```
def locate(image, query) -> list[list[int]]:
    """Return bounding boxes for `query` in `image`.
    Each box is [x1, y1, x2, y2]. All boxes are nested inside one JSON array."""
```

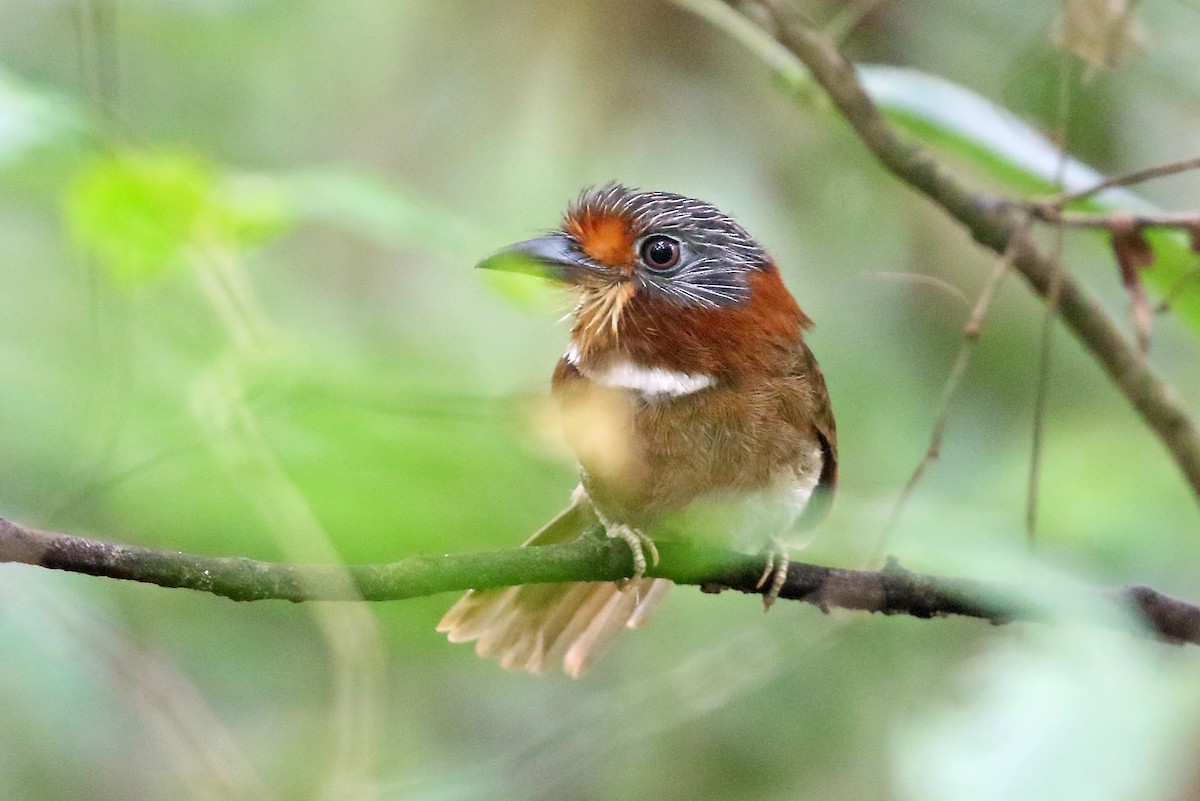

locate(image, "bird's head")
[[480, 183, 811, 381]]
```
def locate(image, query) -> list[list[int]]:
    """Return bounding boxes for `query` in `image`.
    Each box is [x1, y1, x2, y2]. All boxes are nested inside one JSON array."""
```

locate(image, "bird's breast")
[[551, 354, 826, 530]]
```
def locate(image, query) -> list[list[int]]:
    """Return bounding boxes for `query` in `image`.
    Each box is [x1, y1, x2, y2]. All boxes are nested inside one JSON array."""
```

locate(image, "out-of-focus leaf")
[[0, 67, 85, 165], [894, 601, 1198, 801], [881, 538, 1200, 801], [215, 172, 292, 248], [680, 0, 1200, 334], [280, 168, 562, 310], [1053, 0, 1147, 72], [480, 269, 564, 311], [852, 70, 1200, 333], [280, 168, 487, 260], [65, 151, 212, 284], [63, 150, 291, 286], [859, 68, 1108, 195]]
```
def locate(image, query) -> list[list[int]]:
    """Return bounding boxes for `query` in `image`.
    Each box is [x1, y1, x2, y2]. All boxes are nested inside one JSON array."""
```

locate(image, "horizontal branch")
[[3, 516, 1199, 646]]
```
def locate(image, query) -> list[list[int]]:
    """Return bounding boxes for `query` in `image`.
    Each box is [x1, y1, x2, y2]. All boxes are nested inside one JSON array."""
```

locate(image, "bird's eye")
[[639, 235, 681, 271]]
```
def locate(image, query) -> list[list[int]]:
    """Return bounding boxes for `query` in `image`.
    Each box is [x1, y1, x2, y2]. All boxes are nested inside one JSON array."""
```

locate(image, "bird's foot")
[[608, 524, 659, 589], [755, 542, 790, 611]]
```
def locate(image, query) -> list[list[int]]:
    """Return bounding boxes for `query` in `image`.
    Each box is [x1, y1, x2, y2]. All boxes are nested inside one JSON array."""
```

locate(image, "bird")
[[438, 183, 837, 677]]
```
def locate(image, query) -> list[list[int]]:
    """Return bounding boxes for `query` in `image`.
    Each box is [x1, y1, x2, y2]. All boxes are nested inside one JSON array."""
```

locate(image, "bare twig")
[[1048, 155, 1200, 207], [703, 0, 1200, 506], [1028, 61, 1074, 547], [1027, 242, 1062, 545], [871, 219, 1024, 565], [1031, 207, 1200, 232], [869, 271, 972, 309], [2, 516, 1199, 646]]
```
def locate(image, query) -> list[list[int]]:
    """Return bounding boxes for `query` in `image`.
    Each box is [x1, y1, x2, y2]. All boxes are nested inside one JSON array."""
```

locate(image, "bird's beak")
[[476, 235, 600, 284]]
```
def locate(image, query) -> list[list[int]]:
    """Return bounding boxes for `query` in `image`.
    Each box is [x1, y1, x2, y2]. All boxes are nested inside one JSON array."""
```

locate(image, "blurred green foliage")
[[1, 2, 1200, 801], [65, 149, 290, 284]]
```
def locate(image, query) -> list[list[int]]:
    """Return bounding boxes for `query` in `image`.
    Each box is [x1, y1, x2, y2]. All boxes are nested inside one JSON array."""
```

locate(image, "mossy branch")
[[3, 516, 1199, 646]]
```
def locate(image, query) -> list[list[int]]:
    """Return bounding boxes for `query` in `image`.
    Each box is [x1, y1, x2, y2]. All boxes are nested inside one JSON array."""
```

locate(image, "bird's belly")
[[575, 385, 822, 534]]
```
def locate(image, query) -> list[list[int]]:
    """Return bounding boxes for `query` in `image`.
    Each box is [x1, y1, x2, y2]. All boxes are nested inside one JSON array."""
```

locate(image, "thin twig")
[[868, 271, 972, 309], [871, 219, 1025, 566], [1027, 56, 1075, 546], [1027, 256, 1062, 545], [1031, 208, 1200, 231], [2, 516, 1199, 646], [1048, 155, 1200, 207]]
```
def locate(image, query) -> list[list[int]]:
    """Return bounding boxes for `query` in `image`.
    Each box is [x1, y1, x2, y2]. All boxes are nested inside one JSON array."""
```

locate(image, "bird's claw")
[[609, 525, 659, 589], [755, 543, 790, 611]]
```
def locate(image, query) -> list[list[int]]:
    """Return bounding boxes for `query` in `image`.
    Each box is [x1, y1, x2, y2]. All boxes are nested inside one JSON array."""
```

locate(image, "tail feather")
[[628, 577, 672, 629], [439, 587, 518, 643], [439, 578, 669, 677], [521, 583, 601, 665], [561, 581, 652, 677], [437, 488, 670, 676], [500, 583, 595, 673]]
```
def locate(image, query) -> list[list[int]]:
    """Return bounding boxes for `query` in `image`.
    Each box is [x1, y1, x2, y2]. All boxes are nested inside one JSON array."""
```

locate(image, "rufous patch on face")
[[565, 211, 636, 270]]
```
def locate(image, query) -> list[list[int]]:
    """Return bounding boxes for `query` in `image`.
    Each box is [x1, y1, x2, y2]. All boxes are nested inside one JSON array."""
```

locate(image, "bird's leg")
[[755, 540, 790, 611], [608, 524, 659, 588]]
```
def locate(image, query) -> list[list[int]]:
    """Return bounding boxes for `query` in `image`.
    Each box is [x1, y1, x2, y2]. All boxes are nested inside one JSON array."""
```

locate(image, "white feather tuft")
[[593, 360, 716, 399]]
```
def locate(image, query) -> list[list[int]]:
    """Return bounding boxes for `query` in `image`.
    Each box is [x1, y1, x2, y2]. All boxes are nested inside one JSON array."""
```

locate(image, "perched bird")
[[438, 184, 836, 676]]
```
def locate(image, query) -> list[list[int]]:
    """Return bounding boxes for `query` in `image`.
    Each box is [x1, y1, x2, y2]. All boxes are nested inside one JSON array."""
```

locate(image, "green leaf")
[[63, 150, 291, 286], [279, 168, 563, 310], [479, 268, 564, 311], [280, 168, 487, 260], [863, 68, 1200, 331], [65, 150, 212, 284], [213, 172, 293, 248]]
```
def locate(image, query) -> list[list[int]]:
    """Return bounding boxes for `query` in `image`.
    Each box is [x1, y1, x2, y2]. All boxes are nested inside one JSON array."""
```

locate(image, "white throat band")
[[564, 344, 716, 399]]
